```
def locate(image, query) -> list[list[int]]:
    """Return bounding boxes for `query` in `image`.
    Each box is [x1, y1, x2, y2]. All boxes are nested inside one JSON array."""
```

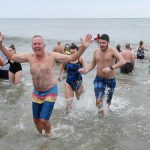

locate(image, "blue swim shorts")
[[32, 85, 58, 120], [94, 76, 116, 104]]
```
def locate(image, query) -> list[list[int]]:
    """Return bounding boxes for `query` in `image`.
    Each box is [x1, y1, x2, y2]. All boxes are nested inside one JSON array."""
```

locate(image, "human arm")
[[53, 34, 92, 63], [0, 32, 28, 63], [111, 49, 126, 69], [58, 63, 65, 81], [103, 49, 126, 74], [78, 53, 96, 74]]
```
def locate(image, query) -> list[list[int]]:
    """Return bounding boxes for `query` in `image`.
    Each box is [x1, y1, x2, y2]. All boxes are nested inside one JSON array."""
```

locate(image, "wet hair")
[[139, 41, 143, 46], [9, 44, 16, 51], [116, 44, 121, 52], [125, 43, 131, 49], [70, 43, 78, 51], [116, 44, 121, 49], [64, 44, 70, 51], [100, 34, 110, 42]]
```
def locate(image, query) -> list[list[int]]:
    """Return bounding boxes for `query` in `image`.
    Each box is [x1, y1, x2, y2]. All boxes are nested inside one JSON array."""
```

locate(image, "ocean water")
[[0, 18, 150, 150]]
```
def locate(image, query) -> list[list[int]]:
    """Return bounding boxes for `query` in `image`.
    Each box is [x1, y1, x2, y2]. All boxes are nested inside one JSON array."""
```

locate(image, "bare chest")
[[95, 51, 114, 64], [29, 58, 54, 75]]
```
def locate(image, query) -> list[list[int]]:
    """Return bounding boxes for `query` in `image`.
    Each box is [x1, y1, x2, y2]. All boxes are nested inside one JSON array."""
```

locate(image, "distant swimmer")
[[120, 44, 135, 74], [116, 44, 121, 53], [0, 32, 92, 136], [64, 44, 71, 55], [115, 44, 122, 63], [79, 34, 125, 117], [7, 44, 23, 84], [58, 43, 86, 113], [137, 41, 149, 60], [52, 41, 64, 54]]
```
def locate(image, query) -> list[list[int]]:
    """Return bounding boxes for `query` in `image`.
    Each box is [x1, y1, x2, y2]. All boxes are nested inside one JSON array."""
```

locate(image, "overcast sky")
[[0, 0, 150, 18]]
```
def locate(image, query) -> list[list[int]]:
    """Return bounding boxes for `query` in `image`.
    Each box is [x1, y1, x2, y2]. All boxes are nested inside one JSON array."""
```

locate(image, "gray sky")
[[0, 0, 150, 18]]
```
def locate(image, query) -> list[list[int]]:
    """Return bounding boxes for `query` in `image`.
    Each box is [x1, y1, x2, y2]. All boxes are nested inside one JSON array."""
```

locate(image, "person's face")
[[70, 48, 77, 54], [32, 37, 45, 56], [8, 48, 15, 54], [98, 39, 109, 51]]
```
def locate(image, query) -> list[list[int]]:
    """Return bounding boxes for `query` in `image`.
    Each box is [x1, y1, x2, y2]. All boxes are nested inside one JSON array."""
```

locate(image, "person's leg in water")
[[65, 83, 74, 113], [14, 70, 23, 84], [94, 76, 106, 117], [8, 71, 15, 84], [75, 82, 84, 100], [96, 98, 104, 117], [40, 101, 55, 135], [32, 86, 57, 136], [106, 78, 116, 107], [32, 101, 55, 136]]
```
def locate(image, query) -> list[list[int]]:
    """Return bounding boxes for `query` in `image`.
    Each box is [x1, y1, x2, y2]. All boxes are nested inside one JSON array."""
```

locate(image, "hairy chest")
[[29, 58, 54, 76]]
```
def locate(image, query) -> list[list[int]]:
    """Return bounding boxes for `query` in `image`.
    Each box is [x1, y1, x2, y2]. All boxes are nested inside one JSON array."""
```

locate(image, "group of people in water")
[[0, 32, 149, 137]]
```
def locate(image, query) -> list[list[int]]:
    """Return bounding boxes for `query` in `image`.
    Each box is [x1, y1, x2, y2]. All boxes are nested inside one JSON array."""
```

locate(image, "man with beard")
[[79, 34, 125, 117]]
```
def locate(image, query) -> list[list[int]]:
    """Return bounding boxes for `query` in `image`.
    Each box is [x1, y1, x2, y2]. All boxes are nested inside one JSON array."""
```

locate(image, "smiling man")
[[79, 34, 125, 117], [0, 32, 92, 136]]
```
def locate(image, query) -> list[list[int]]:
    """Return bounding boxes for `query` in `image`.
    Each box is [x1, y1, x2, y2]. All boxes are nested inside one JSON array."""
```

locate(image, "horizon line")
[[0, 17, 150, 19]]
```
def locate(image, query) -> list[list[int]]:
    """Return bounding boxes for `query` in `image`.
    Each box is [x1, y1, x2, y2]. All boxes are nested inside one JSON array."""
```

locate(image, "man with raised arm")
[[0, 32, 92, 136], [79, 34, 125, 117]]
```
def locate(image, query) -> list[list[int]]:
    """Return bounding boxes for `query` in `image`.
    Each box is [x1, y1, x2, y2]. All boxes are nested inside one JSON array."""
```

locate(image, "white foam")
[[109, 96, 130, 111], [143, 80, 150, 84], [14, 122, 25, 130], [126, 105, 145, 116], [52, 124, 75, 138], [24, 81, 32, 87]]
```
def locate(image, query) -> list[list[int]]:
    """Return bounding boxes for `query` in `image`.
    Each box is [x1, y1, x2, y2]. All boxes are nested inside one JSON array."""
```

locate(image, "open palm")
[[81, 34, 92, 48]]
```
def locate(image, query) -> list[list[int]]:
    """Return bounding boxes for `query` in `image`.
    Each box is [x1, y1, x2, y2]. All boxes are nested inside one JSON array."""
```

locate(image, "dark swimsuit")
[[120, 62, 133, 73], [137, 48, 145, 59], [66, 62, 82, 91], [8, 60, 22, 74]]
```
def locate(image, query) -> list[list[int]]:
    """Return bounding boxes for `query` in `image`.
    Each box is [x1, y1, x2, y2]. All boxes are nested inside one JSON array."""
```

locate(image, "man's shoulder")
[[26, 52, 35, 59], [109, 47, 115, 51], [47, 51, 56, 57], [94, 48, 99, 53]]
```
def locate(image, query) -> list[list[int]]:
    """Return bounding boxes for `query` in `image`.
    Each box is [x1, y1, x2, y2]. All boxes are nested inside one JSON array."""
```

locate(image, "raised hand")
[[81, 34, 92, 48]]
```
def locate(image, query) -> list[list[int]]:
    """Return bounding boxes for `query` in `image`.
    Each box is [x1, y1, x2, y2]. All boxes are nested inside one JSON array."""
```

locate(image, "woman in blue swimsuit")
[[58, 43, 86, 113]]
